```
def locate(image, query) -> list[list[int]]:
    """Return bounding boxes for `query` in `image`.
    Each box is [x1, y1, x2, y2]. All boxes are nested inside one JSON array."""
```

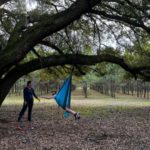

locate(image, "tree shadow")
[[0, 118, 9, 123]]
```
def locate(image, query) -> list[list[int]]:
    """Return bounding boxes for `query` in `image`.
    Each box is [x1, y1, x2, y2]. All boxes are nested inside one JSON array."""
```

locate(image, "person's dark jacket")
[[23, 87, 38, 102]]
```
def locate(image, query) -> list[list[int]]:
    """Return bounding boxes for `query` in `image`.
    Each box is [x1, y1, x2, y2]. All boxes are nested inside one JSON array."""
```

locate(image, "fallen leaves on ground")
[[1, 104, 150, 150]]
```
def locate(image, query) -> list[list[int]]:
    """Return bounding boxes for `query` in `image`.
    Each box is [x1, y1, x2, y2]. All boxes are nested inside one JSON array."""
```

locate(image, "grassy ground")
[[1, 90, 150, 150], [4, 89, 150, 107]]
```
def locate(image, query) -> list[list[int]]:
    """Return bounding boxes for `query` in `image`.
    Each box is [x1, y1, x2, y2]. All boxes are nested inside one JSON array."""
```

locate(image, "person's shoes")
[[28, 122, 34, 130], [16, 124, 23, 130], [74, 112, 80, 120], [29, 126, 34, 130]]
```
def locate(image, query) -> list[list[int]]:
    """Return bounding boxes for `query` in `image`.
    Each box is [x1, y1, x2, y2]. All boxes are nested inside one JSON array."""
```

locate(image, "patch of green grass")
[[2, 95, 23, 106], [74, 105, 150, 118], [2, 90, 150, 118]]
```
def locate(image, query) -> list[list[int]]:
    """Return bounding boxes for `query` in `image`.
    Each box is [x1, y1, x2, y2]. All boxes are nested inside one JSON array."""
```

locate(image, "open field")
[[1, 90, 150, 150], [4, 89, 150, 107]]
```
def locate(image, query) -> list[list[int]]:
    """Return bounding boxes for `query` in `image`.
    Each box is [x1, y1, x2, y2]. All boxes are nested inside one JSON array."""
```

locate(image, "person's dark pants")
[[18, 100, 33, 122]]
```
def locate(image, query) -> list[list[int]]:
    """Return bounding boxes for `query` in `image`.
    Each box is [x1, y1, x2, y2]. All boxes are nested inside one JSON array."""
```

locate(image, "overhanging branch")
[[4, 54, 149, 82]]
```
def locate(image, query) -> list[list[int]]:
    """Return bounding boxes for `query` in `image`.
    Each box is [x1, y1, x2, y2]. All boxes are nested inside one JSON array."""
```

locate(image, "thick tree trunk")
[[0, 77, 18, 106]]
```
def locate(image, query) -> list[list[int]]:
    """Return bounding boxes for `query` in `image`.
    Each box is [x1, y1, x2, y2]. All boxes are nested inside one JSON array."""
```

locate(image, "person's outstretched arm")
[[40, 95, 55, 99]]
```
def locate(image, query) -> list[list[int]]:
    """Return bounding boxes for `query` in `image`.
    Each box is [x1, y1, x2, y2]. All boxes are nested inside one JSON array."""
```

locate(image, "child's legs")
[[66, 107, 76, 115]]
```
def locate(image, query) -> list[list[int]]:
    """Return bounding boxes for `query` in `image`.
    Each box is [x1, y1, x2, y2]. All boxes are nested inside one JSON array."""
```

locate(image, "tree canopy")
[[0, 0, 150, 105]]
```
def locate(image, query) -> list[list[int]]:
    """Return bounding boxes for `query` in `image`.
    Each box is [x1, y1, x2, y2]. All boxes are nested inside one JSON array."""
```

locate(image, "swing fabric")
[[54, 75, 72, 110]]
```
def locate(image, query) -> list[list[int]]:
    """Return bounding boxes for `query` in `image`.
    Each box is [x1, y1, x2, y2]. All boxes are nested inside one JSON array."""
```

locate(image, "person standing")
[[17, 81, 40, 129]]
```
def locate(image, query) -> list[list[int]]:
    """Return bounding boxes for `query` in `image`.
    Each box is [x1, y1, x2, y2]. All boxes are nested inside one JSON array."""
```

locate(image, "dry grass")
[[1, 90, 150, 150]]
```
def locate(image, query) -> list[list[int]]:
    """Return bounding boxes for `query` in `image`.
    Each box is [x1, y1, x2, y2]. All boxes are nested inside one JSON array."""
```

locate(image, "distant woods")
[[9, 78, 76, 96], [91, 80, 150, 99], [9, 78, 150, 99], [9, 78, 59, 96]]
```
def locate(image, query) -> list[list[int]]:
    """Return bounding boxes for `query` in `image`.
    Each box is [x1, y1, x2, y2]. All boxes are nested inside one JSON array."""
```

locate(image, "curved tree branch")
[[9, 54, 150, 80], [2, 54, 139, 81]]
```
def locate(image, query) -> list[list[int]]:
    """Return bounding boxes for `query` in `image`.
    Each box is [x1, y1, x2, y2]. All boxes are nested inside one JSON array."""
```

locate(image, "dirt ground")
[[1, 103, 150, 150]]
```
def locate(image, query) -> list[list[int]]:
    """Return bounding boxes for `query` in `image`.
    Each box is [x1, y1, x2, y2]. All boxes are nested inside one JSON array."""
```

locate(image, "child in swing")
[[40, 91, 80, 120]]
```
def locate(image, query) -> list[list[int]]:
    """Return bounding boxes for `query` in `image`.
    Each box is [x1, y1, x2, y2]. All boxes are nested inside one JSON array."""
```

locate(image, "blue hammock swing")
[[54, 75, 72, 118]]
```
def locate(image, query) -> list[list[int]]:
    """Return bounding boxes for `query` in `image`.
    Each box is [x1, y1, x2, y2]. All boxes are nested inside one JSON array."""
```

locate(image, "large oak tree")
[[0, 0, 150, 106]]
